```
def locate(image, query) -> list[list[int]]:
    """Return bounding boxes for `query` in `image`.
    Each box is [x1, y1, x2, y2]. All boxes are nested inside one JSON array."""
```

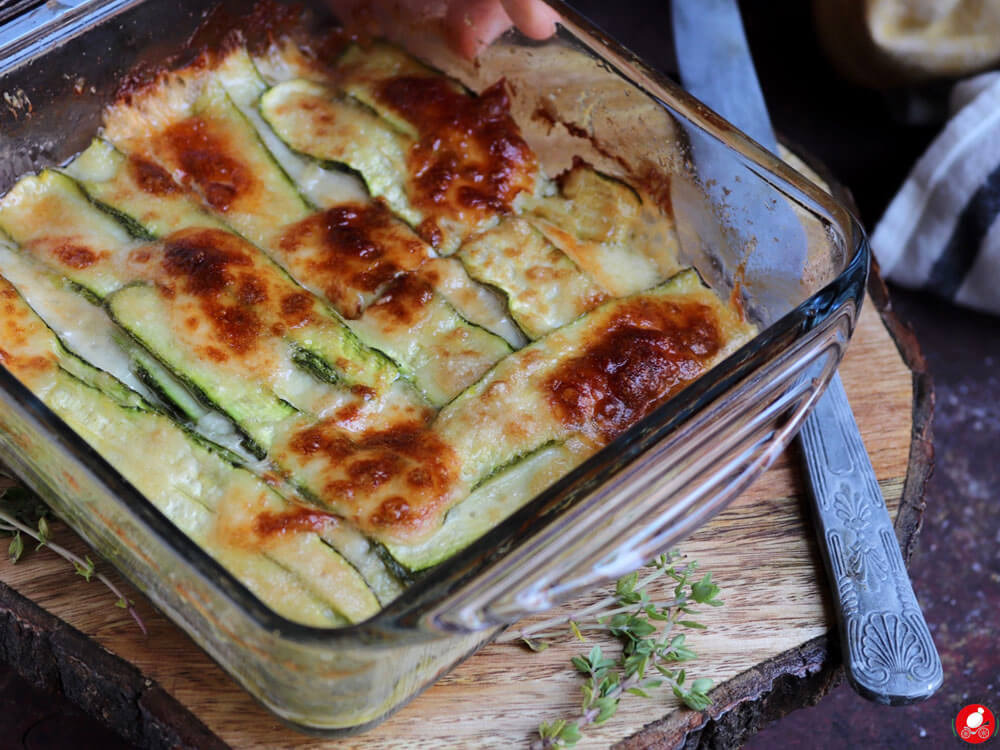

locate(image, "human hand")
[[328, 0, 560, 59]]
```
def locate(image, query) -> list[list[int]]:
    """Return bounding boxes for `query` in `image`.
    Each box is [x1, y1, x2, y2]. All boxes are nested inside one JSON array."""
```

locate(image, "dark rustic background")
[[1, 1, 998, 747]]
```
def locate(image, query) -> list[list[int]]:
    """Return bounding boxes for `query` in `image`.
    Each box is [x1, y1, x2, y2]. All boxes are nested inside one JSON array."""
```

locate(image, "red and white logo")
[[956, 704, 995, 743]]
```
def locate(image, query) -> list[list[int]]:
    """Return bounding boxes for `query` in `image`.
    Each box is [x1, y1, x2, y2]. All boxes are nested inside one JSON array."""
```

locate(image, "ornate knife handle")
[[798, 372, 943, 704]]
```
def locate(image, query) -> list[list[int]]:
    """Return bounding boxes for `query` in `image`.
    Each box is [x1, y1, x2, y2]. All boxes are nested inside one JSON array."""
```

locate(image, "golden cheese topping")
[[543, 297, 722, 442], [131, 228, 312, 366], [277, 202, 431, 319], [0, 37, 755, 578], [273, 414, 461, 542], [375, 77, 538, 246], [0, 280, 60, 389]]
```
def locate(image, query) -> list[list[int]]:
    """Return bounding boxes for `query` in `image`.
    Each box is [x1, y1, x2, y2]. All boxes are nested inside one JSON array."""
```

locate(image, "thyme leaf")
[[0, 485, 147, 635], [500, 550, 720, 748]]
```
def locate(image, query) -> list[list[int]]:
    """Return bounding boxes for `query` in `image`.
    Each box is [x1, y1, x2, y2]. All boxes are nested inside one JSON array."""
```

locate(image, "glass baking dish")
[[0, 0, 868, 735]]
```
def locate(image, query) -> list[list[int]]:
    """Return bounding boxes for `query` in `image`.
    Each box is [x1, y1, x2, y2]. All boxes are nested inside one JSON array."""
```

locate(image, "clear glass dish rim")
[[0, 0, 870, 646]]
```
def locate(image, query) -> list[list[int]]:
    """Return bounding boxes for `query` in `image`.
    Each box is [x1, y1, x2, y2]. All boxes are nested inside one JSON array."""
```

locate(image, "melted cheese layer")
[[0, 36, 755, 613]]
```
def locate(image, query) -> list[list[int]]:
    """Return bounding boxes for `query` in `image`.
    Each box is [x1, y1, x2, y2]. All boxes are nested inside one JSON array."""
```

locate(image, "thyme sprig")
[[499, 550, 721, 749], [0, 485, 147, 635]]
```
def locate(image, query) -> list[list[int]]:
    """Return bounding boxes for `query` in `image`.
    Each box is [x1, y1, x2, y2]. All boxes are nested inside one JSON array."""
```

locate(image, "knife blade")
[[670, 0, 942, 704]]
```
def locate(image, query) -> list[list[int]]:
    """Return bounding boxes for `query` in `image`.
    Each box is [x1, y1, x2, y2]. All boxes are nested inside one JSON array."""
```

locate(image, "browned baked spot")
[[371, 495, 433, 530], [161, 116, 251, 212], [253, 506, 339, 537], [54, 243, 98, 270], [162, 228, 252, 295], [376, 77, 536, 231], [129, 155, 181, 195], [278, 291, 314, 328], [362, 272, 434, 327], [0, 348, 50, 377], [202, 301, 262, 356], [129, 247, 154, 265], [204, 345, 228, 362], [287, 419, 458, 537], [0, 289, 57, 379], [277, 203, 426, 318], [161, 228, 264, 356], [545, 299, 722, 442], [416, 218, 442, 248]]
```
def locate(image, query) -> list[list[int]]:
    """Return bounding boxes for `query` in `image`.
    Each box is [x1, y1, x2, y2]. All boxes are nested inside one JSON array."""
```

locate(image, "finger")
[[327, 0, 442, 38], [500, 0, 559, 40], [446, 0, 514, 59]]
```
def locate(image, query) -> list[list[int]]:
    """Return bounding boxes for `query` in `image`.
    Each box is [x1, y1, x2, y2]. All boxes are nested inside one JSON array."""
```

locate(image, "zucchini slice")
[[0, 170, 137, 299], [459, 218, 608, 339], [259, 78, 418, 226], [217, 48, 371, 210], [385, 440, 586, 572], [157, 80, 314, 248], [436, 269, 756, 489], [526, 164, 678, 296], [105, 282, 297, 455], [269, 407, 465, 546], [417, 257, 527, 349], [63, 138, 228, 239], [273, 201, 432, 320], [103, 72, 317, 249], [348, 272, 512, 406], [335, 42, 458, 138]]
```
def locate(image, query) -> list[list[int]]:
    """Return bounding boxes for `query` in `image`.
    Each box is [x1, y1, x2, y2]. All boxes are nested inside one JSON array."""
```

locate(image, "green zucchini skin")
[[113, 328, 208, 423]]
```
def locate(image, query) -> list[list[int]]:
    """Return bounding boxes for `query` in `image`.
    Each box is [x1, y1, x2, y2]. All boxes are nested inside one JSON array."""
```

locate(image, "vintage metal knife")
[[670, 0, 942, 704]]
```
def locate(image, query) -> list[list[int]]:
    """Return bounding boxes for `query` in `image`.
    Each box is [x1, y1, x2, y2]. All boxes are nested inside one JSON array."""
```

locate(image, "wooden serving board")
[[0, 271, 930, 749]]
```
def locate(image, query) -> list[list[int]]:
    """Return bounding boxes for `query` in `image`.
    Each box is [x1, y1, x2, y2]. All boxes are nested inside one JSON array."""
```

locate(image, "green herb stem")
[[0, 507, 147, 635], [514, 551, 722, 748]]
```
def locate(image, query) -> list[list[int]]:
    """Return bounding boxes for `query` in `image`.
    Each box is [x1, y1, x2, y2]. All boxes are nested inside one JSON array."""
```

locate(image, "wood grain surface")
[[0, 288, 920, 749]]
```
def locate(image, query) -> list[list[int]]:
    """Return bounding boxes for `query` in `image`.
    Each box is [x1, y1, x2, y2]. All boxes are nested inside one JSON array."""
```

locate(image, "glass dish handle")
[[426, 310, 854, 632]]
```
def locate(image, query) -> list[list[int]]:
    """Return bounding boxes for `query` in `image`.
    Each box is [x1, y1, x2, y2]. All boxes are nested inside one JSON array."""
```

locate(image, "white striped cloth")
[[871, 72, 1000, 315]]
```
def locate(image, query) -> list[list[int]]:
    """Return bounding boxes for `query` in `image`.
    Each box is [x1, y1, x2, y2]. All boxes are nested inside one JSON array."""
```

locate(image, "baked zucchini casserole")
[[0, 35, 754, 627]]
